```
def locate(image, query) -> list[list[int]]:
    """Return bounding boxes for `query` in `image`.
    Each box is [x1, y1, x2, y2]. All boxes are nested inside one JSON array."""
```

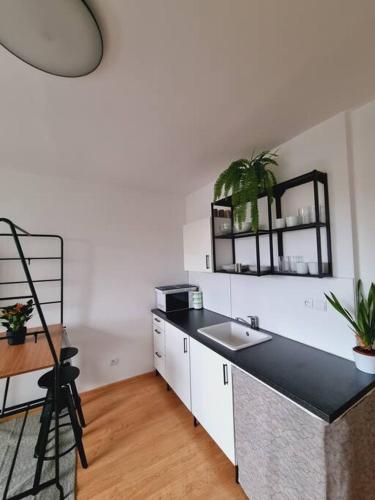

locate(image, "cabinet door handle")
[[155, 352, 162, 358], [154, 317, 161, 323], [154, 328, 162, 335], [183, 337, 188, 353], [223, 364, 229, 385], [205, 254, 210, 269]]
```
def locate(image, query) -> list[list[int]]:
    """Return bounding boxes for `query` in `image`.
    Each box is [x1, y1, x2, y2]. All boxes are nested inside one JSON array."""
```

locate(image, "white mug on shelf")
[[308, 262, 319, 275], [275, 217, 285, 229], [296, 261, 308, 275], [290, 256, 303, 273], [286, 215, 300, 227]]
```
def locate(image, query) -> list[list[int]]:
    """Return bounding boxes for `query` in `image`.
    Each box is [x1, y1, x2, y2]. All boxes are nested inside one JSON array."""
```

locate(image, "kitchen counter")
[[152, 308, 375, 422]]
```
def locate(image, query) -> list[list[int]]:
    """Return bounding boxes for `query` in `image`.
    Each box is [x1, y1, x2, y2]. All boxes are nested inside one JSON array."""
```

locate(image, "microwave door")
[[166, 292, 189, 312]]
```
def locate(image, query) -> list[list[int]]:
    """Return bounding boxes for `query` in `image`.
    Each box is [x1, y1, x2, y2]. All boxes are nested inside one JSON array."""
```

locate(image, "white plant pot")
[[353, 348, 375, 374]]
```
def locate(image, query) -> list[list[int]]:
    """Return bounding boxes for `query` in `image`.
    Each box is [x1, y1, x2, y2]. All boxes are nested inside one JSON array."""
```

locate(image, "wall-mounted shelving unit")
[[211, 170, 332, 278]]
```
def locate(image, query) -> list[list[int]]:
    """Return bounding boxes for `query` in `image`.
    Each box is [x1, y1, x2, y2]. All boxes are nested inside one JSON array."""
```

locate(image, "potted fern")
[[0, 300, 34, 345], [214, 150, 278, 232], [325, 280, 375, 374]]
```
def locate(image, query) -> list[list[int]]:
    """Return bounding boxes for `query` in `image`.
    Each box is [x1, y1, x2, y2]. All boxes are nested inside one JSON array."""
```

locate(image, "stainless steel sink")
[[197, 321, 272, 351]]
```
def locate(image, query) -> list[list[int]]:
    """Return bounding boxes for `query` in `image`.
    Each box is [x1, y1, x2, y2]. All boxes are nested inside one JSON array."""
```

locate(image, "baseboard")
[[80, 371, 154, 398]]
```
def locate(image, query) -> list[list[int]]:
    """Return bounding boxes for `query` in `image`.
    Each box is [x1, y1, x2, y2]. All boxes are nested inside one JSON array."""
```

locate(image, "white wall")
[[0, 170, 186, 404], [187, 112, 365, 360], [350, 101, 375, 291]]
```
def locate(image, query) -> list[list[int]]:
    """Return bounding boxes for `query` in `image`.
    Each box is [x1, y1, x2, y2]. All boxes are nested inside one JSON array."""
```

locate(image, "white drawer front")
[[153, 326, 165, 354], [154, 349, 165, 377], [153, 314, 165, 331]]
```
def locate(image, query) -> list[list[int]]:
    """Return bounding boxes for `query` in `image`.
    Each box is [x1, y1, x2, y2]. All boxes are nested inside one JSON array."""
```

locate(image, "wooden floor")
[[77, 372, 247, 499]]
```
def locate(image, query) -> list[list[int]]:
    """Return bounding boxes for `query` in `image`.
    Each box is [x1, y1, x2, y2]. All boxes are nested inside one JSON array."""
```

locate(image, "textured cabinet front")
[[232, 366, 375, 500]]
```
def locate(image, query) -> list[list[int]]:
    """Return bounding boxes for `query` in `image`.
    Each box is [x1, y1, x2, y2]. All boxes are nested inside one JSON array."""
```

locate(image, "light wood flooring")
[[77, 372, 247, 499]]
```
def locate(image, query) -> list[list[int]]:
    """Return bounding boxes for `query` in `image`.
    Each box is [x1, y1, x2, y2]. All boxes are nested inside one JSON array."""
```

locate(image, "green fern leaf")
[[213, 150, 279, 232]]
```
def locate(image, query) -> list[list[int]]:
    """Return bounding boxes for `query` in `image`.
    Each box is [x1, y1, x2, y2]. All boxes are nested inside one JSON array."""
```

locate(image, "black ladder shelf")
[[0, 218, 65, 500]]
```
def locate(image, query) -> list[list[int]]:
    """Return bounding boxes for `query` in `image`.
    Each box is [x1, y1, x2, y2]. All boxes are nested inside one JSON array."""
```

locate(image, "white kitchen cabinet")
[[183, 218, 212, 272], [165, 322, 191, 410], [190, 337, 235, 463]]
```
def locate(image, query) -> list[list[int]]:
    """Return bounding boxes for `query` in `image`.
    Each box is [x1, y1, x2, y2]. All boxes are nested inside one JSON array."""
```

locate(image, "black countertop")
[[152, 308, 375, 422]]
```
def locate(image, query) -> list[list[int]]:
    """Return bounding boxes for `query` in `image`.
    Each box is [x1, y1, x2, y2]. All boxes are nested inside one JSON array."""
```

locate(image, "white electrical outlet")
[[110, 358, 119, 366], [315, 299, 327, 312], [304, 298, 313, 309]]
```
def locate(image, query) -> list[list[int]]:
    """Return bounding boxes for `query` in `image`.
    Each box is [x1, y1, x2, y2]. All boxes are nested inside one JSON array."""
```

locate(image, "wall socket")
[[315, 299, 327, 312], [304, 298, 327, 312], [110, 358, 119, 366], [304, 298, 314, 309]]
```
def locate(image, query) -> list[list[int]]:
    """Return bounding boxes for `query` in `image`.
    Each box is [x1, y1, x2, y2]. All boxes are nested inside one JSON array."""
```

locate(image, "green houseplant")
[[213, 150, 278, 232], [325, 280, 375, 374], [0, 300, 34, 345]]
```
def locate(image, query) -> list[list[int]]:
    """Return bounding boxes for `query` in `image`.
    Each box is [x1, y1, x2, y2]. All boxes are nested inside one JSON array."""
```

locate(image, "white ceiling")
[[1, 0, 375, 194]]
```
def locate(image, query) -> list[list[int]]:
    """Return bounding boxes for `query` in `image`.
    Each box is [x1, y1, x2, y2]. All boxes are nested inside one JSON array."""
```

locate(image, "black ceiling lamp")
[[0, 0, 103, 77]]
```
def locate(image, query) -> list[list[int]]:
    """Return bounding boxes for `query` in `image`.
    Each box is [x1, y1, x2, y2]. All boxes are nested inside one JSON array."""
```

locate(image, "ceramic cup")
[[296, 262, 308, 275], [286, 215, 300, 227], [275, 218, 285, 229], [290, 256, 303, 273], [307, 262, 319, 275], [192, 291, 203, 309]]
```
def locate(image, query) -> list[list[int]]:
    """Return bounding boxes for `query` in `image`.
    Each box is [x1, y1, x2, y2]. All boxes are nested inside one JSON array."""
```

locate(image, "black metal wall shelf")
[[272, 222, 326, 233], [216, 270, 271, 277], [215, 222, 327, 240], [273, 271, 315, 278], [214, 229, 269, 239], [211, 170, 332, 278]]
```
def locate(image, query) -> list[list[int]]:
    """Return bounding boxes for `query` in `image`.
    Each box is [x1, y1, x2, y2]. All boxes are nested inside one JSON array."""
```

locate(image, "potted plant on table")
[[213, 150, 279, 232], [325, 280, 375, 374], [0, 300, 34, 345]]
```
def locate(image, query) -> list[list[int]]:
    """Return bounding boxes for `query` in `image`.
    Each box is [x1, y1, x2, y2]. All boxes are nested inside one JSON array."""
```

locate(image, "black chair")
[[60, 346, 79, 364], [33, 365, 88, 491], [59, 346, 86, 428]]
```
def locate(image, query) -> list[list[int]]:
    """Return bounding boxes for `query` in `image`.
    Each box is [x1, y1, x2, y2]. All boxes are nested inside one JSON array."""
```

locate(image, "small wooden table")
[[0, 324, 63, 380]]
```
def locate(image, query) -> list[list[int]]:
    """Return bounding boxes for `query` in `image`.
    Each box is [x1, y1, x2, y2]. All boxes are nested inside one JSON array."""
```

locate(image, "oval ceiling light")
[[0, 0, 103, 77]]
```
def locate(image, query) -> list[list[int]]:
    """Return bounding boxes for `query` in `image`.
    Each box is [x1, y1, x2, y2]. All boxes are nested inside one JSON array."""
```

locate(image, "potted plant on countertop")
[[0, 300, 34, 345], [213, 150, 279, 232], [325, 280, 375, 374]]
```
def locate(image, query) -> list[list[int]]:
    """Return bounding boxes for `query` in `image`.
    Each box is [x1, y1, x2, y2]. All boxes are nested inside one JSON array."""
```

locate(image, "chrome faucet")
[[235, 315, 259, 330]]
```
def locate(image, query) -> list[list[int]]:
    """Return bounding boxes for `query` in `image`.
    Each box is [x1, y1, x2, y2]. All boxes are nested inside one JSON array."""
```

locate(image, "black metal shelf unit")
[[0, 218, 65, 500], [211, 170, 332, 278]]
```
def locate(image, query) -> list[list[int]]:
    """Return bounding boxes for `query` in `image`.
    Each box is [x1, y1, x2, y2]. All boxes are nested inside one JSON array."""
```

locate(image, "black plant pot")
[[7, 326, 27, 345]]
